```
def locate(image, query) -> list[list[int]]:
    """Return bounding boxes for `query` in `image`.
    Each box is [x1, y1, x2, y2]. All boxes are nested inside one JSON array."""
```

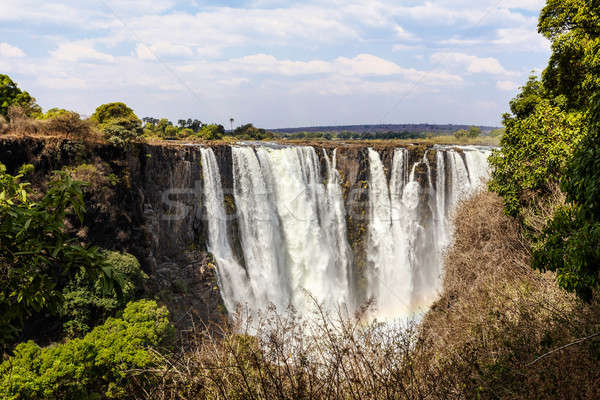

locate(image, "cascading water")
[[201, 144, 492, 321], [230, 146, 352, 315], [199, 148, 251, 312]]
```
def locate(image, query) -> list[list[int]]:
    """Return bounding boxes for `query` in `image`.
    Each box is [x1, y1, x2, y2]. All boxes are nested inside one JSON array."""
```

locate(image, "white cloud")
[[217, 78, 250, 87], [51, 42, 115, 63], [439, 37, 483, 46], [431, 52, 511, 75], [0, 42, 25, 57], [231, 54, 333, 76], [496, 80, 518, 91], [135, 42, 194, 60], [225, 53, 462, 85], [335, 54, 404, 76], [494, 28, 551, 52]]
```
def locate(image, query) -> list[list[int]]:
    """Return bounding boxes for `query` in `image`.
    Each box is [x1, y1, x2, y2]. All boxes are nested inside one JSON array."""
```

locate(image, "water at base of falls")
[[200, 144, 491, 321]]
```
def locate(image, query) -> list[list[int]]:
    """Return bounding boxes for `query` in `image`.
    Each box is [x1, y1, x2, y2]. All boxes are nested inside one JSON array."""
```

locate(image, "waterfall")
[[199, 148, 251, 312], [229, 146, 352, 315], [201, 144, 491, 321], [365, 146, 492, 319]]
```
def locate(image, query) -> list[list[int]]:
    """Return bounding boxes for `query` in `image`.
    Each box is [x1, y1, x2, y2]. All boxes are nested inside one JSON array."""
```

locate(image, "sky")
[[0, 0, 551, 128]]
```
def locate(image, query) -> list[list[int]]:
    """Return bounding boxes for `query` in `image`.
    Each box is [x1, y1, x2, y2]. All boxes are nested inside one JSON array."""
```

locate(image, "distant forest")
[[272, 123, 499, 135]]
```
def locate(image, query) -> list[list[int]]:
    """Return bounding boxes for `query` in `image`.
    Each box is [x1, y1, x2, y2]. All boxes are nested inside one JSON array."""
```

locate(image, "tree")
[[61, 251, 147, 337], [0, 164, 117, 345], [91, 103, 142, 145], [90, 102, 138, 125], [532, 96, 600, 301], [509, 75, 544, 119], [0, 300, 173, 399], [467, 126, 482, 138], [454, 129, 468, 139], [200, 124, 224, 140], [538, 0, 600, 111], [230, 118, 234, 131], [489, 0, 600, 300], [0, 74, 41, 119]]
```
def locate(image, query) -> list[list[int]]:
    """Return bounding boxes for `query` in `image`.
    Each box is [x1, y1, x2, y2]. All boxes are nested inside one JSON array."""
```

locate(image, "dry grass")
[[2, 106, 102, 142], [421, 190, 600, 399]]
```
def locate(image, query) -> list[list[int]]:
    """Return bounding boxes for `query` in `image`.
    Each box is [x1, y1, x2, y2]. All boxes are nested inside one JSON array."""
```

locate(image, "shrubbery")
[[91, 103, 143, 146], [61, 251, 148, 337], [0, 163, 115, 346], [0, 300, 174, 400]]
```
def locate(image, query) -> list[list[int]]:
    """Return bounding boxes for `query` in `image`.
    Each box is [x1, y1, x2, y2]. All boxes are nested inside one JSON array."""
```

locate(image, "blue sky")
[[0, 0, 551, 128]]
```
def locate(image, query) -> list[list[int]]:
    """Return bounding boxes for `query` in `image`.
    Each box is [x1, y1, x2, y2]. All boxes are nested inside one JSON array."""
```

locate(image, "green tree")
[[538, 0, 600, 111], [490, 0, 600, 300], [467, 126, 482, 138], [0, 74, 41, 119], [61, 251, 148, 337], [201, 124, 225, 140], [532, 97, 600, 301], [91, 103, 142, 145], [0, 300, 174, 400], [0, 164, 116, 345], [90, 102, 138, 125]]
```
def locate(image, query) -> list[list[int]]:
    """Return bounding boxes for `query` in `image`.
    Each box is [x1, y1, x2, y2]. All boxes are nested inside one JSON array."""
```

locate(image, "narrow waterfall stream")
[[201, 144, 491, 320]]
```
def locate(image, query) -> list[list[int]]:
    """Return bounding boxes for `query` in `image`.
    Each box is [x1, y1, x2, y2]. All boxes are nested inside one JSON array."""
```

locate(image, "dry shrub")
[[0, 115, 8, 134], [421, 190, 600, 399], [5, 105, 101, 142], [44, 111, 100, 141], [7, 105, 41, 135], [137, 302, 457, 400]]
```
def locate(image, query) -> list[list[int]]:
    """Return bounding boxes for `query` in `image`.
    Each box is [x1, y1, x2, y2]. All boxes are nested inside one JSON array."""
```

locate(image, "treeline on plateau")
[[0, 0, 599, 398], [0, 76, 274, 143]]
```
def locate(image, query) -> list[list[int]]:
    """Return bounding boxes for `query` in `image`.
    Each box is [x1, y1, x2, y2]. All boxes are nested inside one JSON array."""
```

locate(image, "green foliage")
[[0, 164, 114, 345], [0, 300, 174, 400], [164, 124, 178, 139], [538, 0, 600, 111], [91, 103, 142, 146], [509, 75, 544, 119], [489, 99, 583, 218], [467, 126, 481, 138], [61, 251, 148, 337], [490, 0, 600, 300], [0, 74, 41, 119], [532, 97, 600, 301], [233, 123, 270, 140], [39, 108, 72, 120], [200, 124, 225, 140], [90, 103, 138, 125]]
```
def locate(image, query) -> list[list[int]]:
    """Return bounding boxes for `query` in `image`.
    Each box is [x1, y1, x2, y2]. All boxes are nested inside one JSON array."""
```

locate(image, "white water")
[[230, 146, 352, 315], [199, 148, 251, 312], [202, 144, 491, 321]]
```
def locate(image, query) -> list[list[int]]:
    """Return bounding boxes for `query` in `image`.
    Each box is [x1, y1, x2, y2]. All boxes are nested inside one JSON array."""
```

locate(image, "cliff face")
[[0, 137, 432, 326]]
